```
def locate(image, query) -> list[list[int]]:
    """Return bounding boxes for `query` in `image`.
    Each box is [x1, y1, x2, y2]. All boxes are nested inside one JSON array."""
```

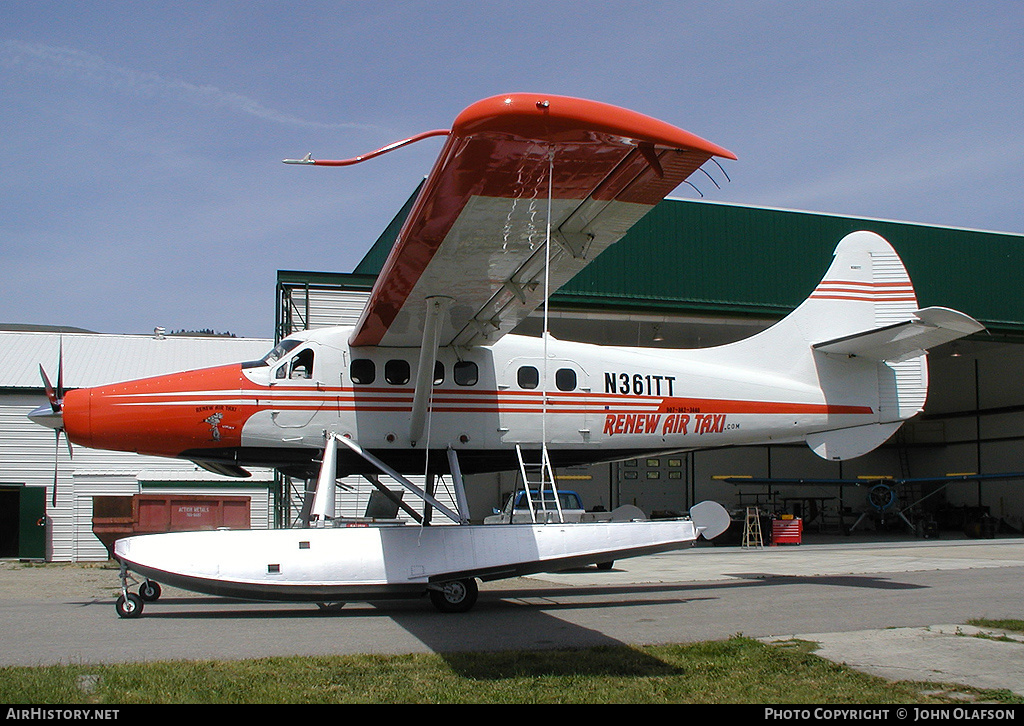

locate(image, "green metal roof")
[[339, 189, 1024, 336]]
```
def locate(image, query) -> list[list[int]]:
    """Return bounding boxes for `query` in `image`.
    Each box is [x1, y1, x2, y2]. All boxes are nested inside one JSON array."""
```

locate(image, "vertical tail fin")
[[711, 230, 983, 460], [716, 230, 921, 376], [797, 230, 920, 343]]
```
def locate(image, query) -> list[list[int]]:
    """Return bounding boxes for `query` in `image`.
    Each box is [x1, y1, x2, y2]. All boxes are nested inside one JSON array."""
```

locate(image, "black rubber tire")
[[116, 593, 144, 619], [138, 580, 162, 602], [428, 578, 479, 613]]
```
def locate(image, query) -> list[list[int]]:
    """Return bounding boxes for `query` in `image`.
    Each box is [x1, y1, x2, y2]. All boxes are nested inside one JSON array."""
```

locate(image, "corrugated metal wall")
[[342, 190, 1024, 334], [1, 332, 277, 562], [274, 195, 1024, 528], [559, 200, 1024, 333]]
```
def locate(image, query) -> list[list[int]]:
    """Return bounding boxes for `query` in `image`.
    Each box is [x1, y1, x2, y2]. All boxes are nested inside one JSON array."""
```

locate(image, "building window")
[[350, 359, 375, 385], [385, 359, 410, 385], [518, 365, 539, 389], [454, 361, 478, 386]]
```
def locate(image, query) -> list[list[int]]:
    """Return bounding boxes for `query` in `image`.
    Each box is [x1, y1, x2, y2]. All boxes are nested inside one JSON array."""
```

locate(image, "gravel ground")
[[0, 560, 160, 601]]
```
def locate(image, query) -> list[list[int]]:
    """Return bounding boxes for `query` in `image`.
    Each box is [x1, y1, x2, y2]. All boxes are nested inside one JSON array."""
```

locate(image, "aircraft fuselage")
[[60, 325, 882, 479]]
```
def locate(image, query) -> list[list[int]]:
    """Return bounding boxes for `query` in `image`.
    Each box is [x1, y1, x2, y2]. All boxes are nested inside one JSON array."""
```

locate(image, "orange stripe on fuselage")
[[62, 362, 873, 460]]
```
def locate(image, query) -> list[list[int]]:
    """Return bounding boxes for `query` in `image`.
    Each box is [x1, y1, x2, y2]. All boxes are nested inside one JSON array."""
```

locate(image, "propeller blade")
[[52, 429, 60, 507], [39, 364, 59, 412], [37, 339, 68, 508], [56, 339, 64, 403]]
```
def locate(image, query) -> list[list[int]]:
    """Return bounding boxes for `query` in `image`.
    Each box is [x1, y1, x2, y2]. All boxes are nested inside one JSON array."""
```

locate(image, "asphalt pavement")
[[2, 533, 1023, 697], [528, 534, 1024, 696]]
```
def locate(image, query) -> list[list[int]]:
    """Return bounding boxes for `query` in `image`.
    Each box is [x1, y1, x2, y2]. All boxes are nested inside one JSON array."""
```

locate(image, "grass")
[[968, 618, 1024, 633], [1, 636, 1020, 705]]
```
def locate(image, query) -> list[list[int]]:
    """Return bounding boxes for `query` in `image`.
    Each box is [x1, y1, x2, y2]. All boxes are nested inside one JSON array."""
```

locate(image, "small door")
[[21, 485, 46, 559], [504, 358, 590, 443], [0, 485, 46, 559], [270, 343, 324, 429]]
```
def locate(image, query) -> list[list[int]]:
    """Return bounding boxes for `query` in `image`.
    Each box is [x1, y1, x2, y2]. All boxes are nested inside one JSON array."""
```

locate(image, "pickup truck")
[[484, 489, 621, 569], [483, 490, 588, 525]]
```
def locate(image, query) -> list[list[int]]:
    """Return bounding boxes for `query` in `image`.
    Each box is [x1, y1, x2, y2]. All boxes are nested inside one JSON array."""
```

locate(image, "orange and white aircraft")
[[30, 94, 983, 616]]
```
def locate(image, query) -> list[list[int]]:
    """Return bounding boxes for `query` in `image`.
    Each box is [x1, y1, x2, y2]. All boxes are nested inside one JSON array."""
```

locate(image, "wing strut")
[[329, 433, 469, 525], [410, 296, 453, 445]]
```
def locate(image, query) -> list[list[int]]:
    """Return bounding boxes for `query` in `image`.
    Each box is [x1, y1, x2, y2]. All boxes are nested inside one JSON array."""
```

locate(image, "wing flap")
[[349, 94, 735, 348]]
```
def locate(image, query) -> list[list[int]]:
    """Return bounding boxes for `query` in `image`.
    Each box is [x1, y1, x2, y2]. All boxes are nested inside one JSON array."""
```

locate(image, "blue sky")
[[2, 1, 1022, 339]]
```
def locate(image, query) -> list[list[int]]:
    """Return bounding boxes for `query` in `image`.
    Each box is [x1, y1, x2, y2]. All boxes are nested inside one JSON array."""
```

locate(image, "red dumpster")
[[134, 494, 250, 533], [93, 494, 251, 557]]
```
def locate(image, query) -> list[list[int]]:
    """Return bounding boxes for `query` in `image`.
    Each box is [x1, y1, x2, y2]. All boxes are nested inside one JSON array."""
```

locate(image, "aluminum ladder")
[[514, 443, 563, 523]]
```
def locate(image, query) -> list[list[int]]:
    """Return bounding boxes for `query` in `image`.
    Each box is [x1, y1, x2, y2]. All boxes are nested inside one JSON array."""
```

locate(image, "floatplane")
[[29, 94, 982, 616]]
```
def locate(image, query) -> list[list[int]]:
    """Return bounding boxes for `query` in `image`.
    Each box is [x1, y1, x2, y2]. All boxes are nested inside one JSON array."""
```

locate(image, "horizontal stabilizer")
[[813, 307, 984, 362]]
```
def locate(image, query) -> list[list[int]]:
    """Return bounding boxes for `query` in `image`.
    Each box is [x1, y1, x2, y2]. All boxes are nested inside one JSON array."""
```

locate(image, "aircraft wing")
[[346, 93, 736, 348]]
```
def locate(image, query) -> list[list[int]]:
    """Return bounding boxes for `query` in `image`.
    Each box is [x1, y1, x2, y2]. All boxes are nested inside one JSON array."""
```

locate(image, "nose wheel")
[[138, 579, 162, 602]]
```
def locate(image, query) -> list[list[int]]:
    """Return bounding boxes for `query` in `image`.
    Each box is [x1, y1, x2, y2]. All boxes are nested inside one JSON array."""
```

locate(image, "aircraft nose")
[[60, 388, 91, 448], [57, 364, 246, 458]]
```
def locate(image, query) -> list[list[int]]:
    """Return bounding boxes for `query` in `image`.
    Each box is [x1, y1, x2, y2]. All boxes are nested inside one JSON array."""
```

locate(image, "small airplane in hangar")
[[29, 93, 983, 617]]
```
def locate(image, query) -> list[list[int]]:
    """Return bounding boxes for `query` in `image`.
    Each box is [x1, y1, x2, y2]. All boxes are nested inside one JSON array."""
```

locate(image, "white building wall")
[[1, 331, 275, 561]]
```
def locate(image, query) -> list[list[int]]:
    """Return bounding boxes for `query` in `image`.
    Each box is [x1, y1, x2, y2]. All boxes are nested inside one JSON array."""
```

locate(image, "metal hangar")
[[276, 194, 1024, 539], [5, 196, 1024, 563]]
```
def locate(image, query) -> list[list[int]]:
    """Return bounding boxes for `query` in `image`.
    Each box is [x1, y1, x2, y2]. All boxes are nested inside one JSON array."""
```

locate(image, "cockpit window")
[[261, 339, 301, 365], [242, 338, 303, 370]]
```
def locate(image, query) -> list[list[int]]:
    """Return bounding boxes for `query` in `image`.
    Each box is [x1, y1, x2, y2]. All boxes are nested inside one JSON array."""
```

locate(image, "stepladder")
[[742, 506, 764, 549]]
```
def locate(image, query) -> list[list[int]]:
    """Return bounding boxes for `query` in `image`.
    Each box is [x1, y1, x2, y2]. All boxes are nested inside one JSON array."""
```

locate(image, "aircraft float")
[[29, 93, 983, 617]]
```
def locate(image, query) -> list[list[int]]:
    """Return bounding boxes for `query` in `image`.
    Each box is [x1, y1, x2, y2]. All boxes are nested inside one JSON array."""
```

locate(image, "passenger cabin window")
[[454, 361, 478, 386], [555, 368, 576, 392], [517, 365, 539, 389], [433, 361, 445, 385], [385, 359, 410, 385], [350, 359, 375, 385]]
